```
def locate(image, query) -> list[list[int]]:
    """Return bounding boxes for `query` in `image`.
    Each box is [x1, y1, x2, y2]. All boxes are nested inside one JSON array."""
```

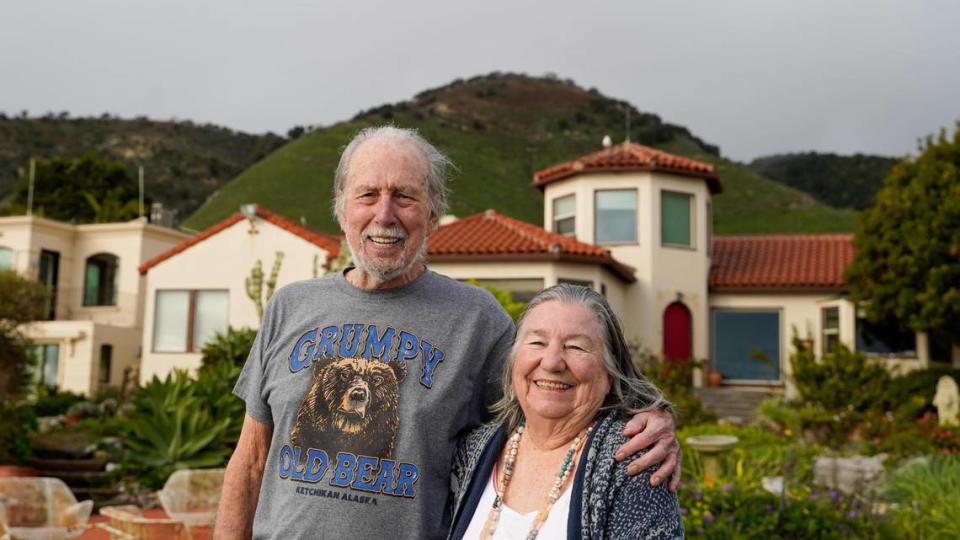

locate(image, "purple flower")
[[695, 490, 703, 501], [704, 513, 715, 523], [680, 507, 689, 516], [722, 483, 733, 492], [829, 490, 839, 501], [848, 510, 858, 519]]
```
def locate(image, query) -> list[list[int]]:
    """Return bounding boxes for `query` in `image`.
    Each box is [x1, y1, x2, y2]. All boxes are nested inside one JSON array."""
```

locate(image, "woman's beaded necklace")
[[479, 422, 593, 540]]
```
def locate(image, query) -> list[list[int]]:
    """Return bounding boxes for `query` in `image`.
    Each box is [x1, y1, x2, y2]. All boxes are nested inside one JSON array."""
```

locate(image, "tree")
[[0, 270, 48, 402], [845, 124, 960, 342], [8, 152, 143, 223]]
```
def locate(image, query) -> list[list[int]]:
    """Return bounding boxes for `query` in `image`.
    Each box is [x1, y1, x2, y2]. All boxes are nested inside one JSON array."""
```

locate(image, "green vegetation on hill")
[[185, 74, 856, 235], [750, 152, 897, 210], [0, 113, 284, 220]]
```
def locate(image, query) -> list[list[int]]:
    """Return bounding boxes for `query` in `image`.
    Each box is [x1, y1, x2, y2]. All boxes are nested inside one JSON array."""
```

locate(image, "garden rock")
[[813, 454, 886, 495]]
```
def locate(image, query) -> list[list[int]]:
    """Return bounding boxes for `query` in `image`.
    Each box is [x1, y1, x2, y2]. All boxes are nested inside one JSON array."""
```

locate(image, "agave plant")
[[123, 371, 233, 489]]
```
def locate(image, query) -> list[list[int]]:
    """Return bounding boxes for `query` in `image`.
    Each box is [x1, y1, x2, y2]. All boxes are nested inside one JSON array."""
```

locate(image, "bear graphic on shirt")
[[290, 356, 407, 460]]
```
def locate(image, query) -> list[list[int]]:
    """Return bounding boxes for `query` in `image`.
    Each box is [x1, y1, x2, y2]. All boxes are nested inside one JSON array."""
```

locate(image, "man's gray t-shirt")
[[233, 269, 514, 539]]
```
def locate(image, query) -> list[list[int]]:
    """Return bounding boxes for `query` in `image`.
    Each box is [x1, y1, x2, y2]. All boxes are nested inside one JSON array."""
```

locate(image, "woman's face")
[[512, 301, 611, 426]]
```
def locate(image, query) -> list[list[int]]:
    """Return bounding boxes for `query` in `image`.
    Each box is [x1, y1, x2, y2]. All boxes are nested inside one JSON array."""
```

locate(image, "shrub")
[[883, 367, 960, 417], [30, 386, 85, 417], [679, 424, 820, 489], [200, 327, 257, 369], [635, 350, 716, 426], [679, 484, 884, 539], [790, 338, 890, 413], [886, 455, 960, 539], [0, 403, 36, 464]]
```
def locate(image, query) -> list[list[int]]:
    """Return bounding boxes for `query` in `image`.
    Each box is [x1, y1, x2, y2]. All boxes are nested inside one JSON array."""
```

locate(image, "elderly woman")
[[449, 284, 683, 539]]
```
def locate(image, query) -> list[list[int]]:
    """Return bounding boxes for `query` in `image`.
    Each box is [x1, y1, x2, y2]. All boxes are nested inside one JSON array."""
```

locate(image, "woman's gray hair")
[[332, 125, 452, 222], [491, 283, 672, 431]]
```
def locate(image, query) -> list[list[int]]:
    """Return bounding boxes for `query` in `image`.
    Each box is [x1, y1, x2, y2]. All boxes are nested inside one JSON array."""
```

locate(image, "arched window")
[[0, 246, 12, 271], [84, 253, 119, 306]]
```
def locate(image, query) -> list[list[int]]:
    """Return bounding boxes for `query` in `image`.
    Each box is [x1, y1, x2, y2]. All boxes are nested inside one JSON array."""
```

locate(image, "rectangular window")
[[193, 291, 229, 352], [31, 344, 60, 389], [661, 191, 693, 247], [38, 250, 59, 320], [0, 247, 12, 270], [595, 190, 637, 245], [153, 290, 228, 352], [856, 311, 916, 357], [821, 307, 840, 355], [552, 195, 575, 236], [711, 310, 781, 381], [99, 344, 112, 385]]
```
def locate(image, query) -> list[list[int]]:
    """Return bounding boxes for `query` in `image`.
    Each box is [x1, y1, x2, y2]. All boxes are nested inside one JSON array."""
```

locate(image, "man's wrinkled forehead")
[[345, 137, 429, 190]]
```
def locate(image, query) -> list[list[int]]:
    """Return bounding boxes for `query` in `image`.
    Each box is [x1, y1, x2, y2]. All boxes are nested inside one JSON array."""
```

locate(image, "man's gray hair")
[[332, 126, 452, 221], [491, 283, 672, 432]]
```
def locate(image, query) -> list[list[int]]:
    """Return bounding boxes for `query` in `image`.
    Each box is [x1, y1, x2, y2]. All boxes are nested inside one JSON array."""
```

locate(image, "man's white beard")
[[349, 225, 427, 283]]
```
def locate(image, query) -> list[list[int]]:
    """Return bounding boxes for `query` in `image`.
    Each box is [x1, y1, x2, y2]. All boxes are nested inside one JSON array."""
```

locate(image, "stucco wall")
[[140, 216, 331, 381], [541, 170, 712, 363]]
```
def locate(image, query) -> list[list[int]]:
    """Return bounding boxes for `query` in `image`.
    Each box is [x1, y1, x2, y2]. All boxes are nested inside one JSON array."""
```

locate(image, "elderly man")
[[214, 126, 680, 539]]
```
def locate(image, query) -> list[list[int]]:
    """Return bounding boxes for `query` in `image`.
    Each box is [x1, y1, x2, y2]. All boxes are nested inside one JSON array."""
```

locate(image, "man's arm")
[[214, 414, 273, 539], [615, 409, 682, 491]]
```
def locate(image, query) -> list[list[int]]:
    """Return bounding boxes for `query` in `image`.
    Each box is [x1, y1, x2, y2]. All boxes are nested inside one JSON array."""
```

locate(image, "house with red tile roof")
[[429, 142, 955, 395], [137, 205, 339, 381]]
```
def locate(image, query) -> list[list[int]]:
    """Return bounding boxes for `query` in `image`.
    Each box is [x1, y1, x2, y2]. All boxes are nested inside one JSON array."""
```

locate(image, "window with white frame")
[[595, 189, 637, 245], [552, 194, 575, 236], [0, 247, 12, 270], [661, 191, 693, 247], [821, 307, 840, 355], [153, 290, 228, 352], [31, 344, 60, 389]]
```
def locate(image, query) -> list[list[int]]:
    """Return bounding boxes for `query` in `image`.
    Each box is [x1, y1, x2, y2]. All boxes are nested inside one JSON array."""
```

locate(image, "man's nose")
[[372, 197, 397, 224]]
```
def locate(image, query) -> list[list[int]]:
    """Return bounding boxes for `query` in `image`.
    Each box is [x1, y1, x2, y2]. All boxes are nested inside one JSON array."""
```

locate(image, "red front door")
[[663, 302, 692, 362]]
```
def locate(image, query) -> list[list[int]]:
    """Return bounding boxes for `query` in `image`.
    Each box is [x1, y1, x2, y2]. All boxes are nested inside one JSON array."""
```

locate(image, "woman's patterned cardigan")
[[448, 411, 685, 539]]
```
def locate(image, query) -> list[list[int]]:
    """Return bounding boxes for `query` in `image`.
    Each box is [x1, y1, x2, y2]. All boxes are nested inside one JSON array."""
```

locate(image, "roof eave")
[[533, 165, 722, 194], [709, 285, 849, 294], [427, 252, 636, 283]]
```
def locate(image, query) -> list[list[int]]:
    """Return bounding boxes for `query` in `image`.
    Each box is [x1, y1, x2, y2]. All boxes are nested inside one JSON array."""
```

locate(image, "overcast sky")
[[2, 0, 957, 161]]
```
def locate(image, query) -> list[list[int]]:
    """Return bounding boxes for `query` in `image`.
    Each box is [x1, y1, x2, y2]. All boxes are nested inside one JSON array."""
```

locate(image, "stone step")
[[34, 469, 113, 487], [29, 456, 107, 472], [693, 387, 781, 422]]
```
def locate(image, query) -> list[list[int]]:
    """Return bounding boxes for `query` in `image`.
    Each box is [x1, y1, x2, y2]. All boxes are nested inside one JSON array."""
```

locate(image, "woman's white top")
[[461, 471, 572, 540]]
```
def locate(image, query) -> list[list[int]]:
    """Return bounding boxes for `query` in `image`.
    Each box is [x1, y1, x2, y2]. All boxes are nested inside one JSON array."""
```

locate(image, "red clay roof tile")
[[533, 142, 722, 193], [709, 233, 854, 291], [427, 210, 636, 282], [138, 207, 340, 275]]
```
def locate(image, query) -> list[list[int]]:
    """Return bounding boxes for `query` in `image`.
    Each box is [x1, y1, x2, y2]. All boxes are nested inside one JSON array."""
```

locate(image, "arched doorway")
[[663, 302, 692, 362]]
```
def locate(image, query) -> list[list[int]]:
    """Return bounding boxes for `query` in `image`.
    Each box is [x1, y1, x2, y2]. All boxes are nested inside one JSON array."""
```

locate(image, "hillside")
[[750, 152, 898, 210], [182, 73, 857, 235], [0, 114, 284, 220]]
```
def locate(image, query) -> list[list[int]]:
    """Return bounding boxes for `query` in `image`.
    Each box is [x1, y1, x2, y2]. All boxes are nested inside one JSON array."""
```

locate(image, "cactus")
[[245, 251, 283, 322]]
